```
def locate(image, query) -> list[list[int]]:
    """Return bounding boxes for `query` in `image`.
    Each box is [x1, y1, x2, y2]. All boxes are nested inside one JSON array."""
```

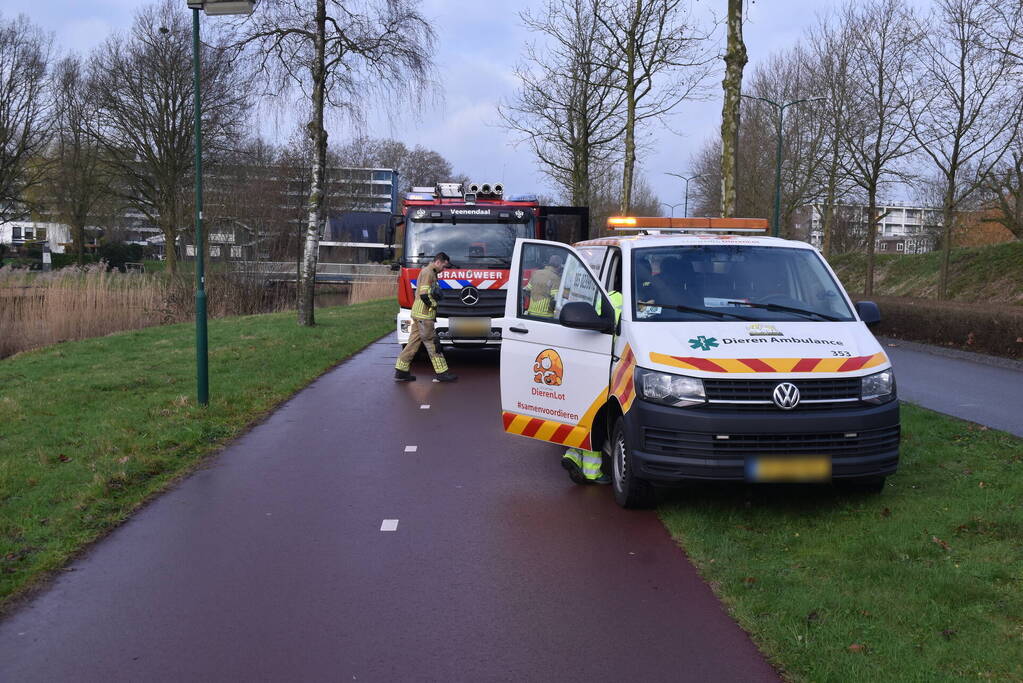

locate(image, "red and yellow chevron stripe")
[[611, 344, 638, 413], [649, 351, 888, 374], [503, 388, 608, 449]]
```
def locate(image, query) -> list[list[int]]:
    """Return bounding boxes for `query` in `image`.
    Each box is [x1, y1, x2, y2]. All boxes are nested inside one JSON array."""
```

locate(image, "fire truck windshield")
[[404, 218, 532, 267]]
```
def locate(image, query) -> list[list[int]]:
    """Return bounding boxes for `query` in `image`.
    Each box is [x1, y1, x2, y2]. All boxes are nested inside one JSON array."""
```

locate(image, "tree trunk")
[[620, 91, 636, 214], [72, 222, 85, 265], [298, 0, 328, 327], [720, 0, 747, 218], [939, 194, 955, 300], [163, 216, 177, 275], [865, 189, 877, 296]]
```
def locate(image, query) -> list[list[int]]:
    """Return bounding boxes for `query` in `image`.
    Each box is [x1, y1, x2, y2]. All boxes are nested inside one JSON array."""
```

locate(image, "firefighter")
[[561, 288, 623, 485], [523, 253, 563, 317], [395, 252, 458, 383]]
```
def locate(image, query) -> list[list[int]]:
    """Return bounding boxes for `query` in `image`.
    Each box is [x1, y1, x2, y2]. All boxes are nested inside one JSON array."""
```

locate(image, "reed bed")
[[0, 265, 294, 358], [348, 277, 396, 304]]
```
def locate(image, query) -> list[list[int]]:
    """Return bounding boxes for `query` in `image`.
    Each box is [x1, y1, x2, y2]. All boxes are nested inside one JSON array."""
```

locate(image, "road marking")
[[404, 445, 418, 453], [420, 404, 430, 409], [380, 519, 399, 532]]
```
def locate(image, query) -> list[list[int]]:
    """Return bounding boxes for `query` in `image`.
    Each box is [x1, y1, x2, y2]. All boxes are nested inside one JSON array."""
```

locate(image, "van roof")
[[574, 233, 816, 251]]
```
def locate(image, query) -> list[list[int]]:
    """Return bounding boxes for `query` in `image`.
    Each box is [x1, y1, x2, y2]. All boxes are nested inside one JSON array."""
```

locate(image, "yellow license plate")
[[747, 456, 831, 482], [450, 317, 490, 337]]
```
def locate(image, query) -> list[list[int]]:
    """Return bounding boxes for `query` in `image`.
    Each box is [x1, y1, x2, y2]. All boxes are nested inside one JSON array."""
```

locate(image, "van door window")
[[519, 242, 606, 322]]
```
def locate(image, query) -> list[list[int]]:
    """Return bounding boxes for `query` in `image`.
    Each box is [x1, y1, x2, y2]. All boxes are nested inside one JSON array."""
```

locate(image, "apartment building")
[[794, 202, 943, 254]]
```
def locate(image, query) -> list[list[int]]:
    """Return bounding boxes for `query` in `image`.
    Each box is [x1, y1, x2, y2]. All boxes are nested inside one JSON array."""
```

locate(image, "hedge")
[[864, 295, 1023, 359]]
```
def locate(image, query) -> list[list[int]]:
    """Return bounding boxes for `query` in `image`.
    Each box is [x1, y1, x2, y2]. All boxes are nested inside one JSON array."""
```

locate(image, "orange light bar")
[[606, 216, 769, 231], [607, 216, 637, 227]]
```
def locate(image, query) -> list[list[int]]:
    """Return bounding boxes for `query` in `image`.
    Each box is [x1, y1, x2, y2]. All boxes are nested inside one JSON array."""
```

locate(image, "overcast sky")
[[5, 0, 915, 208]]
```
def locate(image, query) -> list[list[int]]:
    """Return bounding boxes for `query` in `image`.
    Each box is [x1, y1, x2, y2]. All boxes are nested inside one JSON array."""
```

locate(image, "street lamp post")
[[660, 202, 683, 217], [741, 95, 825, 237], [665, 173, 702, 218], [187, 0, 255, 407]]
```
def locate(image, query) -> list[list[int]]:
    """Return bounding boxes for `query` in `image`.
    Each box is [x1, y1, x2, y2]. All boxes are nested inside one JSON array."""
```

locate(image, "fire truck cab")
[[394, 182, 587, 347]]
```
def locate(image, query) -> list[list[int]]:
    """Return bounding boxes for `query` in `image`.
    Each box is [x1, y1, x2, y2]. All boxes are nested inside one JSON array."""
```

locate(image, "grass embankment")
[[0, 299, 395, 607], [661, 403, 1023, 681], [829, 241, 1023, 304]]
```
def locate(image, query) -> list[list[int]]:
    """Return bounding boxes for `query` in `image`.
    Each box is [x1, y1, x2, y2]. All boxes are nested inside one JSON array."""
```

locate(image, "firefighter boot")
[[433, 371, 458, 383], [394, 369, 416, 382]]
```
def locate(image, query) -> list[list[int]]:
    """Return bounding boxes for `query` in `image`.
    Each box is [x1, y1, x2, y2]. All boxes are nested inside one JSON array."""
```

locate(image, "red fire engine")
[[393, 181, 587, 347]]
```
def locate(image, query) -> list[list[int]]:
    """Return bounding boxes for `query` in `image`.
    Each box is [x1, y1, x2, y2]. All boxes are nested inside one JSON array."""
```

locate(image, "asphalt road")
[[0, 338, 778, 682], [883, 340, 1023, 438]]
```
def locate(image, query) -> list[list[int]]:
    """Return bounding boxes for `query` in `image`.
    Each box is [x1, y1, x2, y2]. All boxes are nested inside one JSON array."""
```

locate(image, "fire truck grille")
[[436, 289, 507, 317]]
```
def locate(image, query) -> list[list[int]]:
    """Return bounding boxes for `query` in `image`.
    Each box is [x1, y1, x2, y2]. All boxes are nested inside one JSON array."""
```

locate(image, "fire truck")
[[393, 181, 588, 347]]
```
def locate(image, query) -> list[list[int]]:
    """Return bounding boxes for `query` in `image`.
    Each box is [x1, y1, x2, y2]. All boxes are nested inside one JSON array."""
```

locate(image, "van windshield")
[[632, 245, 855, 322]]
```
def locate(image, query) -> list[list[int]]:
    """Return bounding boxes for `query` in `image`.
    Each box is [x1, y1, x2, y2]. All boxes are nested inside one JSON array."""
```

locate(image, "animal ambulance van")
[[500, 218, 900, 508]]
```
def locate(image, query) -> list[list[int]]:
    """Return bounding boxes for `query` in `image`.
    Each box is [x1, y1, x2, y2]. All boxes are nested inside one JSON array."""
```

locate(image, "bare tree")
[[237, 0, 436, 327], [41, 56, 112, 264], [0, 13, 51, 226], [978, 149, 1023, 240], [90, 0, 248, 275], [907, 0, 1023, 298], [720, 0, 746, 218], [839, 0, 918, 296], [499, 0, 624, 207], [595, 0, 713, 214], [335, 137, 461, 189], [806, 9, 856, 258]]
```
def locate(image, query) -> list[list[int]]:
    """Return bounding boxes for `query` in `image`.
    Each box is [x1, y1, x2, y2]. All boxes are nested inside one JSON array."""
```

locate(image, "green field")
[[830, 241, 1023, 304], [0, 300, 395, 607], [660, 404, 1023, 681]]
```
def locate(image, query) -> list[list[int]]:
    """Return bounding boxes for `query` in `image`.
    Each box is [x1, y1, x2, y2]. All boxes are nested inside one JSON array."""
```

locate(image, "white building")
[[0, 221, 73, 253], [795, 202, 942, 254]]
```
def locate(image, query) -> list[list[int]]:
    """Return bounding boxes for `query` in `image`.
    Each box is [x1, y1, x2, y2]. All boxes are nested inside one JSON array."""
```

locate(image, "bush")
[[97, 242, 145, 272], [868, 295, 1023, 359], [51, 253, 99, 269]]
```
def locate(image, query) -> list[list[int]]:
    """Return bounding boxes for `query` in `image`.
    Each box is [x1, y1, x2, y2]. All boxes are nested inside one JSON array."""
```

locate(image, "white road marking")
[[380, 519, 399, 531], [420, 404, 430, 409], [404, 445, 418, 453]]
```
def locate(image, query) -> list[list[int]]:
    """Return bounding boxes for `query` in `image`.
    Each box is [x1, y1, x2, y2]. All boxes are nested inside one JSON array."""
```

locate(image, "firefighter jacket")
[[412, 262, 442, 320], [525, 265, 560, 317]]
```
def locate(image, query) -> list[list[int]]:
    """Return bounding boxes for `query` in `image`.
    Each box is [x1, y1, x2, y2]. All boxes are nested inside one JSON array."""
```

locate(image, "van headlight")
[[635, 368, 706, 407], [861, 368, 895, 404]]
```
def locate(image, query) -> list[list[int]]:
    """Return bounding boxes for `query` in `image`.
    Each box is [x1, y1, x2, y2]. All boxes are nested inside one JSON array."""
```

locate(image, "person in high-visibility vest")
[[395, 252, 458, 383], [524, 254, 563, 317], [561, 289, 623, 485]]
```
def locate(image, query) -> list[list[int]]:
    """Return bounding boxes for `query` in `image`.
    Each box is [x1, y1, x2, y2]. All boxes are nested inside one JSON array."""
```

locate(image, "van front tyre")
[[611, 417, 655, 509]]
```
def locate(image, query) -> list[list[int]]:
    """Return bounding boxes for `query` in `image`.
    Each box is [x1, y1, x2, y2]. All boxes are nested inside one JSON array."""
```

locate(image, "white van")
[[499, 222, 899, 508]]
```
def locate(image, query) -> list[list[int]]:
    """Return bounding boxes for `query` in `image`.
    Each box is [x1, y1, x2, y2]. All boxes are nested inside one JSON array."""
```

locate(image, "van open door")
[[500, 239, 614, 450]]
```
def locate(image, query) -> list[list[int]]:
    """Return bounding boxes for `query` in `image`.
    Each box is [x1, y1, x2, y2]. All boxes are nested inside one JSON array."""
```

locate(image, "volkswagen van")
[[499, 218, 899, 508]]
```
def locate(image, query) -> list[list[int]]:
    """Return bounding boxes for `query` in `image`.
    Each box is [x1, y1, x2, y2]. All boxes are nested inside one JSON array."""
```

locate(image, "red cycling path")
[[0, 337, 778, 682]]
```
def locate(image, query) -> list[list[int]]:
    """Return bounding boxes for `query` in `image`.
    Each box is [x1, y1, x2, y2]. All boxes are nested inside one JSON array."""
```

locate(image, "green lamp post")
[[186, 0, 255, 406]]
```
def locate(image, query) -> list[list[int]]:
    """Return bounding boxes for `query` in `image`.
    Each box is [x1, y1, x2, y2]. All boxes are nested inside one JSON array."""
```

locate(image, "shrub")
[[867, 295, 1023, 359]]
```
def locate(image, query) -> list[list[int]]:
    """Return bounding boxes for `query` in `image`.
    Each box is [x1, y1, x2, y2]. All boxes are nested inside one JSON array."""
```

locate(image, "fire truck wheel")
[[611, 417, 655, 509]]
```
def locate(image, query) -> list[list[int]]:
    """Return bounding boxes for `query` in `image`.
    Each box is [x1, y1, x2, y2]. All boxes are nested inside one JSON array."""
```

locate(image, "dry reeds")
[[348, 277, 396, 305], [0, 265, 293, 358]]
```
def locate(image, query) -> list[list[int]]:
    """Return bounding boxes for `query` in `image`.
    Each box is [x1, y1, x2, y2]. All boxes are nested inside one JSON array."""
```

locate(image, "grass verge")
[[659, 403, 1023, 681], [0, 299, 395, 607]]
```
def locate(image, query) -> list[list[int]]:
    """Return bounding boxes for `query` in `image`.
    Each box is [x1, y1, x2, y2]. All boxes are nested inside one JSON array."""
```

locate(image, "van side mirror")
[[560, 301, 613, 333], [855, 301, 881, 326]]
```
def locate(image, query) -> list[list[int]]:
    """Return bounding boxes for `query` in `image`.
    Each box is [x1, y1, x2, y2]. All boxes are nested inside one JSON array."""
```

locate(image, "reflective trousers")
[[562, 447, 603, 481], [396, 318, 449, 374]]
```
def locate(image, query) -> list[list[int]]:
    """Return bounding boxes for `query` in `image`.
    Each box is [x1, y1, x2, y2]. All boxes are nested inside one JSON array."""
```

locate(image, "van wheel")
[[835, 476, 886, 494], [611, 417, 655, 509]]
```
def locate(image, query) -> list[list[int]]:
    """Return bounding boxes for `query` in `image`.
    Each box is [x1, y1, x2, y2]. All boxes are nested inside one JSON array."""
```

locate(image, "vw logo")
[[460, 286, 480, 306], [772, 382, 801, 410]]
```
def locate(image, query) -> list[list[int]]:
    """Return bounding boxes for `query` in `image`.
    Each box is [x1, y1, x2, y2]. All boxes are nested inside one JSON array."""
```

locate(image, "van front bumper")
[[624, 399, 900, 482]]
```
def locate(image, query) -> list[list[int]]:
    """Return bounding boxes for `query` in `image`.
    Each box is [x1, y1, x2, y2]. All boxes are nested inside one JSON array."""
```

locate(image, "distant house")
[[0, 222, 77, 254], [954, 206, 1017, 247]]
